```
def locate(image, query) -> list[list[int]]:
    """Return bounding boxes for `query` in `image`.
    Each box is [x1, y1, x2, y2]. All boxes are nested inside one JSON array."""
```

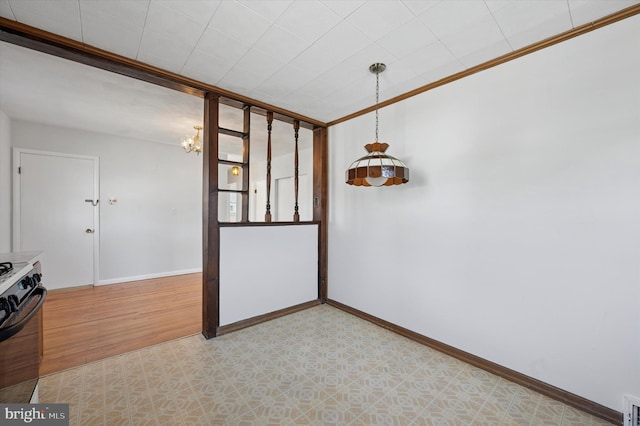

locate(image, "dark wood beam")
[[0, 17, 325, 130], [313, 127, 329, 303], [202, 94, 220, 338]]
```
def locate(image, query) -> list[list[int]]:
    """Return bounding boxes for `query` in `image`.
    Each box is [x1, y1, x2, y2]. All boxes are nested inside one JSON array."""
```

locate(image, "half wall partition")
[[202, 95, 328, 338]]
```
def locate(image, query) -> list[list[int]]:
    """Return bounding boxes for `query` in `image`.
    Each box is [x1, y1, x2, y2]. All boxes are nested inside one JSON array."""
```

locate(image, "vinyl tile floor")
[[38, 305, 614, 425]]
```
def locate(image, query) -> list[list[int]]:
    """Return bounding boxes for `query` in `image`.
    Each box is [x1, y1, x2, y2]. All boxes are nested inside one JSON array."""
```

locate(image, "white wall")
[[0, 110, 10, 252], [219, 224, 318, 325], [329, 15, 640, 412], [11, 120, 202, 283]]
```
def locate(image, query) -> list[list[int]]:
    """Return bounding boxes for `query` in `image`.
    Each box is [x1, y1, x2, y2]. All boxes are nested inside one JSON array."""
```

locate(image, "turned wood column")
[[265, 111, 273, 222], [293, 119, 300, 222]]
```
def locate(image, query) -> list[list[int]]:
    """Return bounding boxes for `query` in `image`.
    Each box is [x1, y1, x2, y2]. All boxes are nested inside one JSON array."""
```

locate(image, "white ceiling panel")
[[251, 64, 313, 101], [154, 0, 221, 26], [340, 43, 400, 76], [8, 0, 81, 41], [345, 0, 414, 40], [137, 31, 193, 73], [193, 26, 251, 65], [79, 2, 146, 58], [294, 71, 354, 102], [486, 0, 570, 37], [335, 84, 379, 122], [231, 46, 288, 80], [376, 17, 438, 59], [239, 0, 292, 22], [413, 60, 467, 90], [401, 0, 439, 16], [456, 38, 512, 68], [0, 1, 14, 20], [506, 14, 573, 51], [209, 0, 272, 47], [320, 0, 366, 18], [219, 64, 268, 95], [487, 1, 572, 50], [80, 16, 142, 59], [290, 20, 371, 73], [145, 1, 209, 46], [396, 40, 458, 76], [0, 0, 638, 137], [418, 0, 492, 39], [181, 48, 234, 85], [78, 0, 148, 29], [438, 12, 506, 57], [250, 24, 309, 64], [568, 0, 639, 26], [274, 0, 341, 43]]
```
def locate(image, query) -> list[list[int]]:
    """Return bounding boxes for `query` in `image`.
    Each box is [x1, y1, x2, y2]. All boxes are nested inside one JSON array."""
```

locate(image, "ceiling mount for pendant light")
[[346, 63, 409, 187]]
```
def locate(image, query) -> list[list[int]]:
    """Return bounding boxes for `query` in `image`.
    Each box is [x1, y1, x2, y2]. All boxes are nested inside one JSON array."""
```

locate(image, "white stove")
[[0, 253, 46, 404], [0, 261, 34, 295]]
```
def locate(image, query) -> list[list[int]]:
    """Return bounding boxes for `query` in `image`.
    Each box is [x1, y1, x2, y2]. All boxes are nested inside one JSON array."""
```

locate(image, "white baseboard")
[[96, 268, 202, 286]]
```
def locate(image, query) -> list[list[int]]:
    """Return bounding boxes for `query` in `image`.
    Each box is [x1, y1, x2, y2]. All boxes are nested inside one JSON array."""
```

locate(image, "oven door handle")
[[0, 286, 47, 343]]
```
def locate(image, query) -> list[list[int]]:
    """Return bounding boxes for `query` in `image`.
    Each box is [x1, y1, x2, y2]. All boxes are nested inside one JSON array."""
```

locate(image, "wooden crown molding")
[[3, 4, 637, 130], [0, 17, 326, 130], [328, 3, 640, 127]]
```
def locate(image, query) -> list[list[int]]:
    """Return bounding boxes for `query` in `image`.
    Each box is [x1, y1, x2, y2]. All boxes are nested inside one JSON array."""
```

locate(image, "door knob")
[[85, 228, 94, 234]]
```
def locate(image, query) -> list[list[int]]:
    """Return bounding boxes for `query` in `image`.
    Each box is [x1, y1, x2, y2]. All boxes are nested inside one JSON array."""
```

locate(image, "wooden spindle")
[[265, 111, 273, 222], [293, 120, 300, 222]]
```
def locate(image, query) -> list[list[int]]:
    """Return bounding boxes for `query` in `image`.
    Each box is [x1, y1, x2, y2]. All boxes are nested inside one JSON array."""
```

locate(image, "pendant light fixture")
[[346, 63, 409, 187]]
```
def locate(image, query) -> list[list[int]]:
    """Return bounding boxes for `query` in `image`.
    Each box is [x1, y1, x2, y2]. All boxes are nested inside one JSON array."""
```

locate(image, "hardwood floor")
[[40, 273, 201, 375]]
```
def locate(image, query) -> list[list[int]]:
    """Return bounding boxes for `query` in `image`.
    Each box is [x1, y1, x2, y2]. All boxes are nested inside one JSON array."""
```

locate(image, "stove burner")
[[0, 263, 13, 277]]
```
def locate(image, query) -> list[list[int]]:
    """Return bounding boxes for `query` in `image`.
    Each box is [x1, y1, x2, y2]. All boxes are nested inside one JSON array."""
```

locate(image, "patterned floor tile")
[[37, 305, 616, 425]]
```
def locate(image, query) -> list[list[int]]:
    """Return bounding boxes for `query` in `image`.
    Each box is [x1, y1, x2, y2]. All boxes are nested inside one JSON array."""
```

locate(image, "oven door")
[[0, 286, 46, 403]]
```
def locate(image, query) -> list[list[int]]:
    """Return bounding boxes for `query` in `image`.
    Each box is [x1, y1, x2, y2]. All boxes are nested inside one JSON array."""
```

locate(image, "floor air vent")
[[625, 395, 640, 426]]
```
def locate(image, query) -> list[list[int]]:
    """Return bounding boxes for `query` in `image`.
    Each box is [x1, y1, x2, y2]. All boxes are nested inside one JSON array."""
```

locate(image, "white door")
[[15, 150, 98, 290], [252, 180, 267, 222], [275, 175, 309, 222]]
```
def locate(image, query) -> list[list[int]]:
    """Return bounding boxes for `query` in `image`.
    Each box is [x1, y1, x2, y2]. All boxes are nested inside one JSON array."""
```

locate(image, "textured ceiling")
[[0, 0, 638, 145]]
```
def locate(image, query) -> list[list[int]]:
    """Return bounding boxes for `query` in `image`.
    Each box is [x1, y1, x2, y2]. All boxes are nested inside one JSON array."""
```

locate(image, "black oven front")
[[0, 260, 47, 404]]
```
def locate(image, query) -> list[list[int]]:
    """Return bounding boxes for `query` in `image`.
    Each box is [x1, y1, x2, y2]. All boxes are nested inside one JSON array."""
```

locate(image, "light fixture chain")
[[375, 69, 379, 142]]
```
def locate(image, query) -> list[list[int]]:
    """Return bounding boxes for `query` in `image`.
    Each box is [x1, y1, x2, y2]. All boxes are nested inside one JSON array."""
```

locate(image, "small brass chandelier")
[[346, 63, 409, 187], [181, 125, 203, 155]]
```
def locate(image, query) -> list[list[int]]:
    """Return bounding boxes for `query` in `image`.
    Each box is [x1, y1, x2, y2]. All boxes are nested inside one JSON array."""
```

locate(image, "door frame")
[[12, 148, 100, 285]]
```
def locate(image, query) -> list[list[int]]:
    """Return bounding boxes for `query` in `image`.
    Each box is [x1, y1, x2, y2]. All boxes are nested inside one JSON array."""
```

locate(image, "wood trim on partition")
[[313, 127, 329, 303], [202, 94, 220, 339], [265, 112, 274, 223], [327, 4, 640, 127], [327, 299, 623, 425], [0, 17, 324, 130], [217, 300, 320, 336], [219, 221, 321, 228], [241, 105, 251, 223]]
